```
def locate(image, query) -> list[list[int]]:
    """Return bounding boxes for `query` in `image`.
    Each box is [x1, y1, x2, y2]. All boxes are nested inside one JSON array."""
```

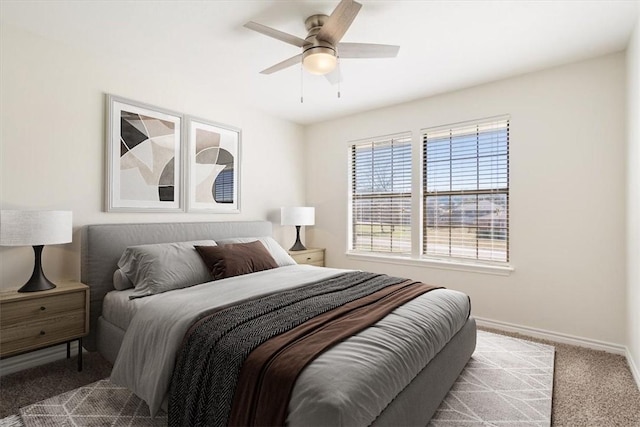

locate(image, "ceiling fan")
[[244, 0, 400, 77]]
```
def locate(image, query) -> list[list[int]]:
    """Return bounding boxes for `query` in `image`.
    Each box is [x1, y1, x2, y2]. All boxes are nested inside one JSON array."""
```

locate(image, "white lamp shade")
[[281, 207, 315, 226], [0, 210, 73, 246]]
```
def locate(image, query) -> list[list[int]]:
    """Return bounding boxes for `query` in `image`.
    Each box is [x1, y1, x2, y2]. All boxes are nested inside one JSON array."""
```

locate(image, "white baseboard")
[[627, 348, 640, 392], [475, 316, 627, 354], [475, 316, 640, 391], [0, 342, 79, 377]]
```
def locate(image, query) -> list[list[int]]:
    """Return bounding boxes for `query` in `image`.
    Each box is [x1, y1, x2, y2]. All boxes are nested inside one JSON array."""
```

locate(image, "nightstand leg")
[[66, 342, 71, 359], [77, 338, 83, 372]]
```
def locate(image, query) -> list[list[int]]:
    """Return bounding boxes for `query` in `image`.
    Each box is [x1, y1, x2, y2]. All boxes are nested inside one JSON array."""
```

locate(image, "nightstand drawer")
[[0, 281, 89, 369], [0, 312, 86, 357], [289, 248, 325, 266], [292, 251, 323, 264], [0, 291, 85, 327]]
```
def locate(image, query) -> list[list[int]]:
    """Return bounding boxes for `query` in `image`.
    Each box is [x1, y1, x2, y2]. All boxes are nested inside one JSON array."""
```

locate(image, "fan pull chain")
[[337, 57, 341, 99], [300, 64, 304, 103]]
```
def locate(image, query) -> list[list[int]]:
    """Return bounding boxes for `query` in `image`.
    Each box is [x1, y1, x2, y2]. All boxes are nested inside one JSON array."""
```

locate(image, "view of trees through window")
[[349, 117, 509, 264], [423, 118, 509, 262], [351, 134, 412, 254]]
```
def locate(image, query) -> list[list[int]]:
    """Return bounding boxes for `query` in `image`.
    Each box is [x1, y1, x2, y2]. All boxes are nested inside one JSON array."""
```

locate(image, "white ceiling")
[[1, 0, 638, 125]]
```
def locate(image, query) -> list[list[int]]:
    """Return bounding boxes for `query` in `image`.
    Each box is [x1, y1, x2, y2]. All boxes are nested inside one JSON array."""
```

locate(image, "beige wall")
[[1, 16, 636, 368], [305, 53, 628, 346], [0, 24, 306, 288], [627, 11, 640, 380]]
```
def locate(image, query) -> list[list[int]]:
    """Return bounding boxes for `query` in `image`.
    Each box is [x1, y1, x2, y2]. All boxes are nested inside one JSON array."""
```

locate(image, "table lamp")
[[0, 210, 73, 292], [281, 207, 315, 251]]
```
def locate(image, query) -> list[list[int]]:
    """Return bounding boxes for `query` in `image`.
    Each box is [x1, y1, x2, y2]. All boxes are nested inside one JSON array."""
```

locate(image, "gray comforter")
[[110, 265, 470, 426]]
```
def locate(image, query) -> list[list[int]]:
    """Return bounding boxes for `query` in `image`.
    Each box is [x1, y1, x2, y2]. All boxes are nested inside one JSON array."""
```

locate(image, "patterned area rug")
[[1, 330, 554, 427], [429, 330, 555, 426], [18, 380, 167, 426]]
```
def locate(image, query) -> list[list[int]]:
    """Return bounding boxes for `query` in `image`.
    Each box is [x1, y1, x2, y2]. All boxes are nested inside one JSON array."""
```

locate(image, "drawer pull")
[[306, 257, 312, 260], [39, 330, 46, 336], [40, 306, 46, 311]]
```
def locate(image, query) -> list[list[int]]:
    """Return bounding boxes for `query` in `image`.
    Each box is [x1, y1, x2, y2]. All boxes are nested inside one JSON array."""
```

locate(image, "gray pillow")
[[216, 236, 296, 267], [117, 240, 217, 299], [113, 269, 133, 291]]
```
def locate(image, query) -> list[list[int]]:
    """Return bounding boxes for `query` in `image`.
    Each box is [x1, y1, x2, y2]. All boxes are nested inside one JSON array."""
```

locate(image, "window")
[[423, 117, 509, 262], [350, 133, 412, 254]]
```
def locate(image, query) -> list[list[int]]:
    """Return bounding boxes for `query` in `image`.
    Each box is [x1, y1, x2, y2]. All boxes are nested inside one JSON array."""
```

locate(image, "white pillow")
[[113, 269, 133, 291], [117, 240, 217, 299], [216, 236, 296, 267]]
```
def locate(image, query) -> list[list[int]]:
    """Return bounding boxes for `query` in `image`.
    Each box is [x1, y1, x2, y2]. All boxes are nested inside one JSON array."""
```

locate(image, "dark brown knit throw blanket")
[[168, 271, 441, 427]]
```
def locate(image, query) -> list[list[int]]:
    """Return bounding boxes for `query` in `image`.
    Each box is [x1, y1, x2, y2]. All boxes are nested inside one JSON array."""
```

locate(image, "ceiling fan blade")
[[244, 21, 309, 48], [316, 0, 362, 45], [324, 68, 342, 85], [337, 42, 400, 58], [260, 53, 303, 74]]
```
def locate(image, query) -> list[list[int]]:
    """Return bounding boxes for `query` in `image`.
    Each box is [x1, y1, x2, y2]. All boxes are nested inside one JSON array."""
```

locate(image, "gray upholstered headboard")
[[80, 221, 272, 350]]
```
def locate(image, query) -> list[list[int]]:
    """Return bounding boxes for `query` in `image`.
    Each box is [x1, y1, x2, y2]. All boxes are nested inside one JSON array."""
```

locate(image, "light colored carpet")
[[483, 328, 640, 427], [2, 330, 553, 427]]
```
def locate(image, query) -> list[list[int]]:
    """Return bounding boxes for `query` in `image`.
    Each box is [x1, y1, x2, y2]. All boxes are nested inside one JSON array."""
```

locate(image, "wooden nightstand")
[[288, 248, 325, 267], [0, 281, 89, 371]]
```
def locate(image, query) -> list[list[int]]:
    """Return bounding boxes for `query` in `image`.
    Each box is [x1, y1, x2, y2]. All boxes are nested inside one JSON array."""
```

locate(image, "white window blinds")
[[423, 116, 509, 262], [351, 133, 412, 254]]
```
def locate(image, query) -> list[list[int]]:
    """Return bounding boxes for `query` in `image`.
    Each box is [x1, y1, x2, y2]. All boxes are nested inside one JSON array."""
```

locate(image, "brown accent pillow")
[[195, 240, 279, 280]]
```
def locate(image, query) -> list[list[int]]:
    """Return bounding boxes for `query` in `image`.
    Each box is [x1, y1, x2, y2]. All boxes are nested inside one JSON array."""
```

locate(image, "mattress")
[[109, 265, 471, 425], [101, 288, 139, 331]]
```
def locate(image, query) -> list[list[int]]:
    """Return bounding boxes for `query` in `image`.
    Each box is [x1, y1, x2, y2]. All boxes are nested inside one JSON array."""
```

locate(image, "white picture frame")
[[186, 116, 241, 213], [105, 95, 184, 212]]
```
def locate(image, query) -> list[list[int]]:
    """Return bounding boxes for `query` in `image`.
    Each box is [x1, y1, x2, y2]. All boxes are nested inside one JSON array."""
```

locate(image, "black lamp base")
[[289, 225, 308, 251], [18, 245, 57, 293]]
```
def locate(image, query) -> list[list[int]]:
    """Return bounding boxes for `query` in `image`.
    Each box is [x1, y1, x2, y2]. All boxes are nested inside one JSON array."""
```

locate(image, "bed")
[[81, 221, 476, 426]]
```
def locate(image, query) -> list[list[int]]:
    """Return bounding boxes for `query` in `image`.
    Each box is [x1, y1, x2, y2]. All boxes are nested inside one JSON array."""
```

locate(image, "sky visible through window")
[[425, 129, 508, 193], [351, 121, 509, 263], [354, 141, 412, 194], [423, 123, 509, 262], [353, 129, 508, 194], [352, 136, 412, 254]]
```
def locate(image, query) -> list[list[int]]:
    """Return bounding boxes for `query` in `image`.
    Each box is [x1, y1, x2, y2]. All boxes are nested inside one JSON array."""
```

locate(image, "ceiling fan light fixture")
[[302, 46, 337, 75]]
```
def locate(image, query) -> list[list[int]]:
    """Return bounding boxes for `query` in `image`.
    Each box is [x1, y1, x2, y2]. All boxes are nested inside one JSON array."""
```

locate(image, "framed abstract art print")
[[106, 95, 184, 212], [186, 116, 240, 212]]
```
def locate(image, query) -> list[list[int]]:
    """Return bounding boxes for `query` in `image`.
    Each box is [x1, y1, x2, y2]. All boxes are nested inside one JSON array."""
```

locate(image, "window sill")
[[345, 252, 514, 276]]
